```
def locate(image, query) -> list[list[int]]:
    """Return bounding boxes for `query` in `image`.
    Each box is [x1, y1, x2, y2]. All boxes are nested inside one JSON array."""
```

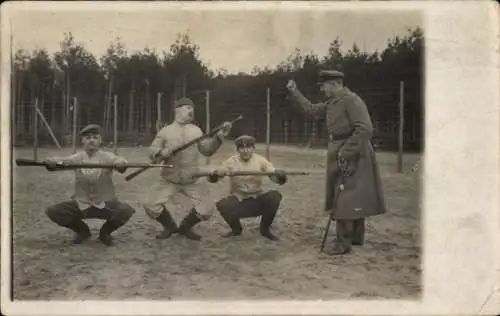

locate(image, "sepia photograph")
[[1, 1, 498, 315]]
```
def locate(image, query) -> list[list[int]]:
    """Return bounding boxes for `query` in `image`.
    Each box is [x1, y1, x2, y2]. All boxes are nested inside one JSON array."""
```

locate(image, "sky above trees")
[[10, 9, 422, 74]]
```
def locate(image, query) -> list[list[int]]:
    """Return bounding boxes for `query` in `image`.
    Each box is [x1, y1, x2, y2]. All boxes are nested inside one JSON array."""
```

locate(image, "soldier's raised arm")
[[286, 79, 326, 120], [197, 121, 232, 157], [340, 94, 374, 159]]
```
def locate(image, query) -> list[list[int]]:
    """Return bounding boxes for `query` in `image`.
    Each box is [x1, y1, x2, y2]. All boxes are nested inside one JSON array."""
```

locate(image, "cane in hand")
[[319, 181, 344, 253]]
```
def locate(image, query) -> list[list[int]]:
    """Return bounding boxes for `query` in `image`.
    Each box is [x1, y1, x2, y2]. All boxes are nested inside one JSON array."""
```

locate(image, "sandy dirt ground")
[[10, 143, 422, 300]]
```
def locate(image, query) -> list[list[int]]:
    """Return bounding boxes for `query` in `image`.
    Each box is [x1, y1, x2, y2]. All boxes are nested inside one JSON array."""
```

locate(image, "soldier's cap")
[[234, 135, 256, 147], [79, 124, 102, 136], [317, 70, 344, 84], [174, 97, 195, 108]]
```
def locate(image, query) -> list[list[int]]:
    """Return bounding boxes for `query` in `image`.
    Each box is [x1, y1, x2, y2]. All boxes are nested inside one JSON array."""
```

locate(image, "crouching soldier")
[[141, 97, 233, 241], [43, 124, 135, 246], [207, 135, 287, 241]]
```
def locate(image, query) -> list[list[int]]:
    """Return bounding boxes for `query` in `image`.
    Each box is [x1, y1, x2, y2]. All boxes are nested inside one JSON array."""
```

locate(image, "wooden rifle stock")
[[124, 115, 243, 182]]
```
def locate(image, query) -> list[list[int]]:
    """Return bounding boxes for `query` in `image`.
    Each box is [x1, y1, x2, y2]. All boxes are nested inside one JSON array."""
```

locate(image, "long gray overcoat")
[[289, 87, 387, 220]]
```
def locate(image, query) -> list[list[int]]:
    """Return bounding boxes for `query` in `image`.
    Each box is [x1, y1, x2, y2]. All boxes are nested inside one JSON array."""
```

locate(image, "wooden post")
[[397, 81, 405, 173], [284, 120, 289, 145], [113, 94, 118, 154], [266, 87, 271, 160], [205, 90, 211, 165], [33, 98, 39, 160], [156, 92, 163, 132], [182, 75, 187, 97], [35, 104, 62, 149], [72, 97, 78, 153]]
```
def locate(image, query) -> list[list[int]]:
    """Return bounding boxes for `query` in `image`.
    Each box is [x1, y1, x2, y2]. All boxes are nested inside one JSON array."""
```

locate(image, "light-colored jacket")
[[149, 121, 223, 185], [219, 153, 276, 200], [49, 149, 127, 210]]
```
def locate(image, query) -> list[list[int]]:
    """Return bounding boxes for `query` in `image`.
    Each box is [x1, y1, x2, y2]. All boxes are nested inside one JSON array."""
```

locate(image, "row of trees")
[[12, 27, 424, 151]]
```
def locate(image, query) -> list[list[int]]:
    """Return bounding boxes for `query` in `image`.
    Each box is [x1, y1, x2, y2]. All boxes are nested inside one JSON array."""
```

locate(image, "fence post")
[[266, 87, 271, 160], [205, 90, 211, 165], [397, 81, 405, 173], [72, 97, 78, 153], [156, 92, 163, 132], [33, 98, 39, 160], [284, 120, 289, 145], [113, 94, 118, 154]]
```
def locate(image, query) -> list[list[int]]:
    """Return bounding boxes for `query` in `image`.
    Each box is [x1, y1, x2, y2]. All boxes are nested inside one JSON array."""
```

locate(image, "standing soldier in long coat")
[[286, 70, 387, 255], [141, 97, 233, 241]]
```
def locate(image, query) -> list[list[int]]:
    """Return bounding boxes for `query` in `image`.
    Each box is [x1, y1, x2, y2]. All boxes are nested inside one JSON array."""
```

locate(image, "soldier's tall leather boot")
[[259, 210, 279, 241], [155, 208, 178, 239], [177, 208, 202, 241], [66, 219, 92, 244], [352, 218, 365, 246], [219, 210, 243, 237]]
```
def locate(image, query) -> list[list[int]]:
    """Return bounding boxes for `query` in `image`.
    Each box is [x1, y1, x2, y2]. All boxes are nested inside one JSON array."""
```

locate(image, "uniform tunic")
[[49, 150, 127, 211], [219, 153, 276, 200], [289, 87, 387, 220], [142, 121, 223, 222]]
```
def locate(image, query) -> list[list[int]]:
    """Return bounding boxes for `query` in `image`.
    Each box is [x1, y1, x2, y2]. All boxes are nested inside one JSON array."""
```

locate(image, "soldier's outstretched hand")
[[286, 80, 297, 91], [43, 157, 59, 171], [207, 169, 225, 183], [217, 121, 233, 138]]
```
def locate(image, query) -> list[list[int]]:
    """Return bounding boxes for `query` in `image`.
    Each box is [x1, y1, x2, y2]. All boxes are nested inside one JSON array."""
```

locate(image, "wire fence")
[[12, 82, 422, 160]]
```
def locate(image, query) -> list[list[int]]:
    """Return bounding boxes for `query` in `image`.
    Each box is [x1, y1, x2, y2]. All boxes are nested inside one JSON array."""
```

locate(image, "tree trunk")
[[128, 80, 135, 133], [145, 86, 151, 139]]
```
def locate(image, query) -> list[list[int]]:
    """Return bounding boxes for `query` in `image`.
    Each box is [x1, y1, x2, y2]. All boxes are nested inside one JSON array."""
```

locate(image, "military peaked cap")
[[318, 70, 344, 84], [234, 135, 256, 147], [174, 97, 195, 108], [79, 124, 102, 136]]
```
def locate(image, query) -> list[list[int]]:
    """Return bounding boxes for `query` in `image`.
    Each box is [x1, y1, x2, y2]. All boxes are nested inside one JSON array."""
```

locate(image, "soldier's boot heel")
[[177, 209, 202, 241], [155, 209, 178, 239]]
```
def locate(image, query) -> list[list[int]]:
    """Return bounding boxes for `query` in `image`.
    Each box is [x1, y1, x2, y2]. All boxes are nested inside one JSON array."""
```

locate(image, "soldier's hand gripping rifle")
[[194, 169, 310, 186], [124, 115, 243, 182], [15, 158, 173, 174]]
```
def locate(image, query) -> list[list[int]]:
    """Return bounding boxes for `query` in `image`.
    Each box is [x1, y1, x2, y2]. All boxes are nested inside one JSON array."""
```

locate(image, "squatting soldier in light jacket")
[[43, 124, 135, 246], [286, 70, 387, 255], [141, 97, 233, 241], [208, 135, 288, 241]]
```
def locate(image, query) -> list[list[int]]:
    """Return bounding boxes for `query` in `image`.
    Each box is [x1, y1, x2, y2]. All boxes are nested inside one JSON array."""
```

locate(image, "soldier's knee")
[[265, 190, 282, 204], [45, 204, 72, 224], [216, 196, 239, 213], [45, 205, 58, 220], [118, 203, 135, 221]]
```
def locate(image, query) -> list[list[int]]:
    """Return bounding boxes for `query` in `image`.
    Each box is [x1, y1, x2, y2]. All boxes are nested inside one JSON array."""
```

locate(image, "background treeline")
[[11, 27, 423, 151]]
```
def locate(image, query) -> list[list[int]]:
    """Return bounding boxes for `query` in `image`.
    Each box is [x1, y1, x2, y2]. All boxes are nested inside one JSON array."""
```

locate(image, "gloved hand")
[[43, 158, 59, 171], [273, 169, 287, 185], [207, 170, 224, 183], [114, 162, 127, 173]]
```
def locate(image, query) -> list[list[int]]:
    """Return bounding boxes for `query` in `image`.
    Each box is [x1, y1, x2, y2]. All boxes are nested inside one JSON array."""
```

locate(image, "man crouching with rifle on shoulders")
[[43, 124, 135, 246], [140, 97, 233, 241], [206, 135, 288, 241]]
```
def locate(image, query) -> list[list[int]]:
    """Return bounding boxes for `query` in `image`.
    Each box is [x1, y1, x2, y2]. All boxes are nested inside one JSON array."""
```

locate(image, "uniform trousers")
[[46, 200, 135, 235], [216, 190, 282, 233]]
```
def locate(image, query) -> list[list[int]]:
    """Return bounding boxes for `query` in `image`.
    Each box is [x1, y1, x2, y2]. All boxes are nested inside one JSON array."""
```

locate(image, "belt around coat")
[[328, 133, 352, 142]]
